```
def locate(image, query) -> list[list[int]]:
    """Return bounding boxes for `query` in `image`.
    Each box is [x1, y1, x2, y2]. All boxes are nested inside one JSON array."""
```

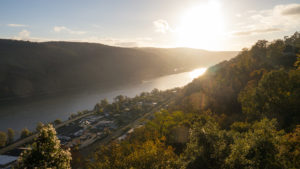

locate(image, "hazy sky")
[[0, 0, 299, 50]]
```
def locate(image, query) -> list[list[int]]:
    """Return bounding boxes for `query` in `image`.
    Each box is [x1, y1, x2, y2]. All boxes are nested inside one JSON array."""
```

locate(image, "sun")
[[176, 1, 225, 50], [189, 68, 207, 79]]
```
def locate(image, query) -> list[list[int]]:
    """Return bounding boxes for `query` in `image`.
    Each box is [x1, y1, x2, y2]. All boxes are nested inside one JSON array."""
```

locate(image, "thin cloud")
[[91, 24, 102, 29], [153, 19, 172, 33], [53, 26, 86, 35], [276, 4, 300, 16], [13, 29, 30, 40], [7, 24, 27, 27], [233, 28, 281, 36], [79, 36, 154, 47], [232, 3, 300, 37]]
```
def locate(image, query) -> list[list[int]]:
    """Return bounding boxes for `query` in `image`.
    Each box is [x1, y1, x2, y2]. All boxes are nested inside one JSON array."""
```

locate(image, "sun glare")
[[176, 0, 225, 50], [189, 68, 207, 79]]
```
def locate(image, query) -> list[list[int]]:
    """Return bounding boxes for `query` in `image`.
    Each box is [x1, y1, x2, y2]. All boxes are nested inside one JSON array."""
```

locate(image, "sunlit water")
[[0, 69, 206, 135]]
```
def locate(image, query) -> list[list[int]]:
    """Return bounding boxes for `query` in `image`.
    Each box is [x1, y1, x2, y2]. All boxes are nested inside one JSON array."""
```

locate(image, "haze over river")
[[0, 69, 204, 134]]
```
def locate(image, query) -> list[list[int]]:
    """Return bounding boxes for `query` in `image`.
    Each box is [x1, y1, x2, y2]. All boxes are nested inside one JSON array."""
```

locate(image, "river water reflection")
[[0, 69, 205, 134]]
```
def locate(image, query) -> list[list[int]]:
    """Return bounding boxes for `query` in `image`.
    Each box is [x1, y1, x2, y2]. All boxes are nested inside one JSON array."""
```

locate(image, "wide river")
[[0, 69, 201, 134]]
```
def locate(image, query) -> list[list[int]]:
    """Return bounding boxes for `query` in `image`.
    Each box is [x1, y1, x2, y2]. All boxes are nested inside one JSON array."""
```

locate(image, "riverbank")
[[0, 70, 195, 133]]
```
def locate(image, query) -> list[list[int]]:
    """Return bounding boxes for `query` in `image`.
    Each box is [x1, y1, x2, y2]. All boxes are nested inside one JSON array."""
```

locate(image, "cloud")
[[53, 26, 86, 35], [13, 29, 31, 40], [114, 42, 139, 47], [276, 4, 300, 16], [233, 28, 281, 36], [153, 19, 172, 33], [91, 24, 102, 29], [7, 24, 27, 27], [232, 3, 300, 37], [53, 26, 67, 32], [12, 30, 52, 42], [78, 36, 154, 47], [7, 27, 153, 48]]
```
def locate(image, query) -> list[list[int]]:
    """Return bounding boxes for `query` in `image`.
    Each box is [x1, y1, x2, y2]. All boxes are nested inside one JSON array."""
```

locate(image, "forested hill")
[[0, 39, 237, 100], [172, 32, 300, 129], [85, 32, 300, 169]]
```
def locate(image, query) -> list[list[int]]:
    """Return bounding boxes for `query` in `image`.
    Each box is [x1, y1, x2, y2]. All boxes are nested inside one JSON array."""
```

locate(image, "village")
[[0, 89, 177, 168]]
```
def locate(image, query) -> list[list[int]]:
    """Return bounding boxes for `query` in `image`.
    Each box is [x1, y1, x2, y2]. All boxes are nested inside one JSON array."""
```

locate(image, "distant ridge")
[[0, 39, 238, 100]]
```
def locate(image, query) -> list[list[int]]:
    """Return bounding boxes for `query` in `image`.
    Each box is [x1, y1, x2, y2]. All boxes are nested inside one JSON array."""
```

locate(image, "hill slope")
[[85, 32, 300, 169], [0, 39, 238, 100]]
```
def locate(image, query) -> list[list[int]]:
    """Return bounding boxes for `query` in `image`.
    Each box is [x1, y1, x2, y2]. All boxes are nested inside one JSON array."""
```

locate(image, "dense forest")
[[0, 40, 237, 100], [13, 32, 300, 169], [83, 32, 300, 169]]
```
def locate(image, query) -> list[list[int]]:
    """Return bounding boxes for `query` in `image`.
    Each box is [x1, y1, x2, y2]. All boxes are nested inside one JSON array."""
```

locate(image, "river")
[[0, 69, 202, 134]]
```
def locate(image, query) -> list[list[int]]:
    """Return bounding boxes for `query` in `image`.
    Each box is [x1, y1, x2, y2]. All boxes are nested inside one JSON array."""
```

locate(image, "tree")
[[179, 114, 231, 169], [278, 125, 300, 169], [239, 69, 300, 129], [7, 128, 15, 144], [226, 118, 284, 169], [36, 122, 44, 132], [54, 119, 62, 125], [94, 103, 102, 112], [0, 131, 7, 147], [89, 139, 177, 169], [16, 124, 71, 169], [20, 128, 32, 139], [100, 99, 109, 107], [295, 54, 300, 69], [114, 95, 125, 103]]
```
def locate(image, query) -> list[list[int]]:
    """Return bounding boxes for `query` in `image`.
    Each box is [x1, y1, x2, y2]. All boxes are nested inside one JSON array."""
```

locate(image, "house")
[[73, 129, 84, 137], [128, 128, 134, 134], [117, 134, 127, 141], [80, 120, 91, 128], [58, 135, 71, 141], [97, 120, 113, 126], [113, 114, 120, 117]]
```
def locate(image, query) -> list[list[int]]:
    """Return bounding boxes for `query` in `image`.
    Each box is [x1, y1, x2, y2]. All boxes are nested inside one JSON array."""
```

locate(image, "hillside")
[[0, 39, 237, 100], [83, 32, 300, 169]]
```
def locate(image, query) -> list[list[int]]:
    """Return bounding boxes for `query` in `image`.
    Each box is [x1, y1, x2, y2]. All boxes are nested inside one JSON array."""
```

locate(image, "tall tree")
[[20, 128, 32, 139], [36, 122, 44, 132], [7, 128, 15, 144], [16, 124, 71, 169], [0, 131, 7, 147], [226, 118, 284, 169]]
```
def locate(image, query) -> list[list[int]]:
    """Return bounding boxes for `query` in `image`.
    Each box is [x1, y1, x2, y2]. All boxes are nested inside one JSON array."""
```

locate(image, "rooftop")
[[0, 155, 18, 166]]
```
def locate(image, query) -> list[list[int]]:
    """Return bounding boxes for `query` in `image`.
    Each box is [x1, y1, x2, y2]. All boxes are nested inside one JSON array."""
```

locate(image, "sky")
[[0, 0, 300, 51]]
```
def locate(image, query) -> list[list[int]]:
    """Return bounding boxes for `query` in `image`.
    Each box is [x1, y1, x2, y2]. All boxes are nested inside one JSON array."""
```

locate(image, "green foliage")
[[16, 124, 72, 169], [179, 114, 231, 169], [36, 122, 45, 132], [226, 118, 284, 169], [0, 39, 236, 99], [0, 131, 7, 147], [294, 54, 300, 69], [89, 138, 177, 169], [147, 110, 193, 139], [86, 32, 300, 169], [7, 128, 15, 144], [239, 69, 300, 129], [278, 125, 300, 168], [54, 119, 62, 125], [230, 121, 251, 133], [20, 128, 32, 139], [13, 32, 297, 169]]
